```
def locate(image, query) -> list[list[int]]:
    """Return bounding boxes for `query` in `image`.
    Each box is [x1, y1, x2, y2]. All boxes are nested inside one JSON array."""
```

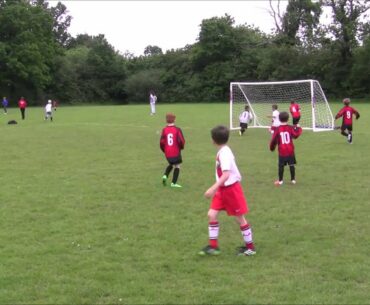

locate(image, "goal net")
[[230, 80, 334, 132]]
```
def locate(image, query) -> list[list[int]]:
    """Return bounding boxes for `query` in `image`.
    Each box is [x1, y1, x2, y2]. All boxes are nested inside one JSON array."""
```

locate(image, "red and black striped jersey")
[[335, 106, 360, 125], [270, 124, 302, 157], [160, 125, 185, 158]]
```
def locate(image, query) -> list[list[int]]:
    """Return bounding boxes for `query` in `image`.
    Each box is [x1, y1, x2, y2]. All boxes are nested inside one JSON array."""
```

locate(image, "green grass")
[[0, 102, 369, 304]]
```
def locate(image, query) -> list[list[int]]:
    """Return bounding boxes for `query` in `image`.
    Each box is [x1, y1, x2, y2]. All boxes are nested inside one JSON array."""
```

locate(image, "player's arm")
[[177, 128, 185, 149], [354, 109, 360, 119], [335, 108, 344, 120], [292, 126, 302, 139], [159, 130, 166, 152], [270, 132, 278, 151], [204, 171, 230, 199]]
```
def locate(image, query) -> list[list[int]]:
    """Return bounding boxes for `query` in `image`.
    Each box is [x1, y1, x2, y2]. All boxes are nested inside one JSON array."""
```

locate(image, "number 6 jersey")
[[160, 124, 185, 158]]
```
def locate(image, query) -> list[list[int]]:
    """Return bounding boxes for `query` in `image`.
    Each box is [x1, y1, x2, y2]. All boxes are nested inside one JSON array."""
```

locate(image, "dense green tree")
[[191, 14, 238, 70], [0, 0, 61, 102], [53, 34, 128, 103], [143, 45, 163, 56]]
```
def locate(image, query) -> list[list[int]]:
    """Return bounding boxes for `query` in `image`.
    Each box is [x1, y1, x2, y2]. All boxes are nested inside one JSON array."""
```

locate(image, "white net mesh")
[[230, 80, 334, 131]]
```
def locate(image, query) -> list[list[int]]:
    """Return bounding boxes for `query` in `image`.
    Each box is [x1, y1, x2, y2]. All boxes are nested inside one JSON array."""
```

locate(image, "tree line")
[[0, 0, 369, 105]]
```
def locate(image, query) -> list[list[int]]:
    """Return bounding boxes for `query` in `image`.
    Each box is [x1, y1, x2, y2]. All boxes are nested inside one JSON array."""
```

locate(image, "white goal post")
[[230, 80, 334, 132]]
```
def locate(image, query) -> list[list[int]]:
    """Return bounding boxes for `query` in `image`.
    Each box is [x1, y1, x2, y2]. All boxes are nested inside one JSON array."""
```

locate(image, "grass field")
[[0, 102, 369, 304]]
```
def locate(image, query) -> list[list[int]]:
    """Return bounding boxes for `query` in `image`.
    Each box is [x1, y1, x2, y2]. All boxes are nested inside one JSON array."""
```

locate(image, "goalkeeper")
[[238, 105, 253, 136]]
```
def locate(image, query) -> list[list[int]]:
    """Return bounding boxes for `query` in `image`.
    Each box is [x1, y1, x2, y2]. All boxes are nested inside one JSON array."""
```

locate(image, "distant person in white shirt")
[[268, 104, 280, 134], [44, 99, 53, 122], [238, 105, 253, 136], [149, 90, 157, 115]]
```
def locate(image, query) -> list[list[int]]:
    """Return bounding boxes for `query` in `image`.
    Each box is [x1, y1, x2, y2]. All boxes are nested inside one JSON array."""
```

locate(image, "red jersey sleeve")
[[177, 127, 185, 150], [270, 131, 278, 151], [335, 108, 345, 120], [291, 125, 302, 139]]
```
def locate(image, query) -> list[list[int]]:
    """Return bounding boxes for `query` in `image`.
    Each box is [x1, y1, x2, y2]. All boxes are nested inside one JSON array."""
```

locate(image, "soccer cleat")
[[162, 175, 167, 186], [291, 180, 296, 185], [237, 246, 256, 256], [347, 133, 352, 144], [198, 245, 221, 256], [274, 180, 283, 186], [171, 183, 182, 188]]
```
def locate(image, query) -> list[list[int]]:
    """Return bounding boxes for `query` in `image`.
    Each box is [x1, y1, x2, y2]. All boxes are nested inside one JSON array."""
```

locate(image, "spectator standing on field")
[[149, 90, 157, 115], [2, 97, 8, 114], [18, 97, 27, 120], [44, 100, 53, 122]]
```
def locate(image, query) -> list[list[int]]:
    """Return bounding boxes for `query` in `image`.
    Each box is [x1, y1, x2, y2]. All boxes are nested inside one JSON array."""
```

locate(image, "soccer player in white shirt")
[[44, 100, 53, 122], [149, 90, 157, 115], [268, 104, 280, 134], [238, 105, 253, 136], [199, 125, 256, 256]]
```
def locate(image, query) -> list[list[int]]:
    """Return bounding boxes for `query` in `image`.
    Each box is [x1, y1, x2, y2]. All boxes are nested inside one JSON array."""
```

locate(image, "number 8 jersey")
[[160, 124, 186, 158], [270, 125, 302, 157]]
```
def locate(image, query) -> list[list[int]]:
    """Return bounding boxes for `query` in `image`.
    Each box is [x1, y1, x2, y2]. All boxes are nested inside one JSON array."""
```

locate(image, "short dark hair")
[[290, 100, 295, 104], [211, 125, 229, 145], [279, 111, 289, 123], [272, 104, 278, 110], [244, 105, 249, 111]]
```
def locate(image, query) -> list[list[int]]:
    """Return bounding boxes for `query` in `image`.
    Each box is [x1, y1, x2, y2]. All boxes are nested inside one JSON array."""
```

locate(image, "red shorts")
[[210, 182, 249, 216]]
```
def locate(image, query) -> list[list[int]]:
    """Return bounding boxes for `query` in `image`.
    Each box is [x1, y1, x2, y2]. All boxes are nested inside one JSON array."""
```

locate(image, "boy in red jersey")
[[199, 125, 256, 256], [335, 98, 360, 144], [160, 113, 185, 188], [270, 112, 302, 186], [289, 100, 301, 125], [18, 97, 27, 120]]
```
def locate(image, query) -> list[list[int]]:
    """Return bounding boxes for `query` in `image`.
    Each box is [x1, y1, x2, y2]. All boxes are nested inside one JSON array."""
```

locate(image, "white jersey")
[[45, 103, 52, 113], [216, 145, 241, 187], [272, 110, 280, 127], [150, 94, 157, 104], [239, 111, 253, 124]]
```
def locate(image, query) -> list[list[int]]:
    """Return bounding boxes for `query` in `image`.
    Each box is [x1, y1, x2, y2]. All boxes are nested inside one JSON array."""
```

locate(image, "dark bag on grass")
[[7, 120, 17, 124]]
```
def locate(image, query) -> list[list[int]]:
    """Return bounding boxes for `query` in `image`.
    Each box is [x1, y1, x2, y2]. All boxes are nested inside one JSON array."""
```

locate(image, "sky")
[[57, 1, 288, 56]]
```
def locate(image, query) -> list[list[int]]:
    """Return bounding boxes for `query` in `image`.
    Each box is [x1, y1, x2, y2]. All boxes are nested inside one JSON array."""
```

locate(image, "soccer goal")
[[230, 80, 334, 132]]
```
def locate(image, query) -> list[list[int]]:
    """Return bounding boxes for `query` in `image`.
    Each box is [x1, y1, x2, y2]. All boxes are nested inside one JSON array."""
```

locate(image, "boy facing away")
[[44, 100, 53, 121], [238, 105, 253, 136], [270, 112, 302, 186], [199, 125, 256, 256], [289, 100, 301, 125], [160, 113, 185, 188], [335, 98, 360, 144]]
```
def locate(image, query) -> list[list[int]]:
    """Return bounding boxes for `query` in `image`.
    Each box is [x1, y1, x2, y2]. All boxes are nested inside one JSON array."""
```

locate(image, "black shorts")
[[240, 123, 248, 129], [166, 155, 182, 165], [341, 124, 353, 132], [292, 116, 301, 125], [279, 155, 296, 166]]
